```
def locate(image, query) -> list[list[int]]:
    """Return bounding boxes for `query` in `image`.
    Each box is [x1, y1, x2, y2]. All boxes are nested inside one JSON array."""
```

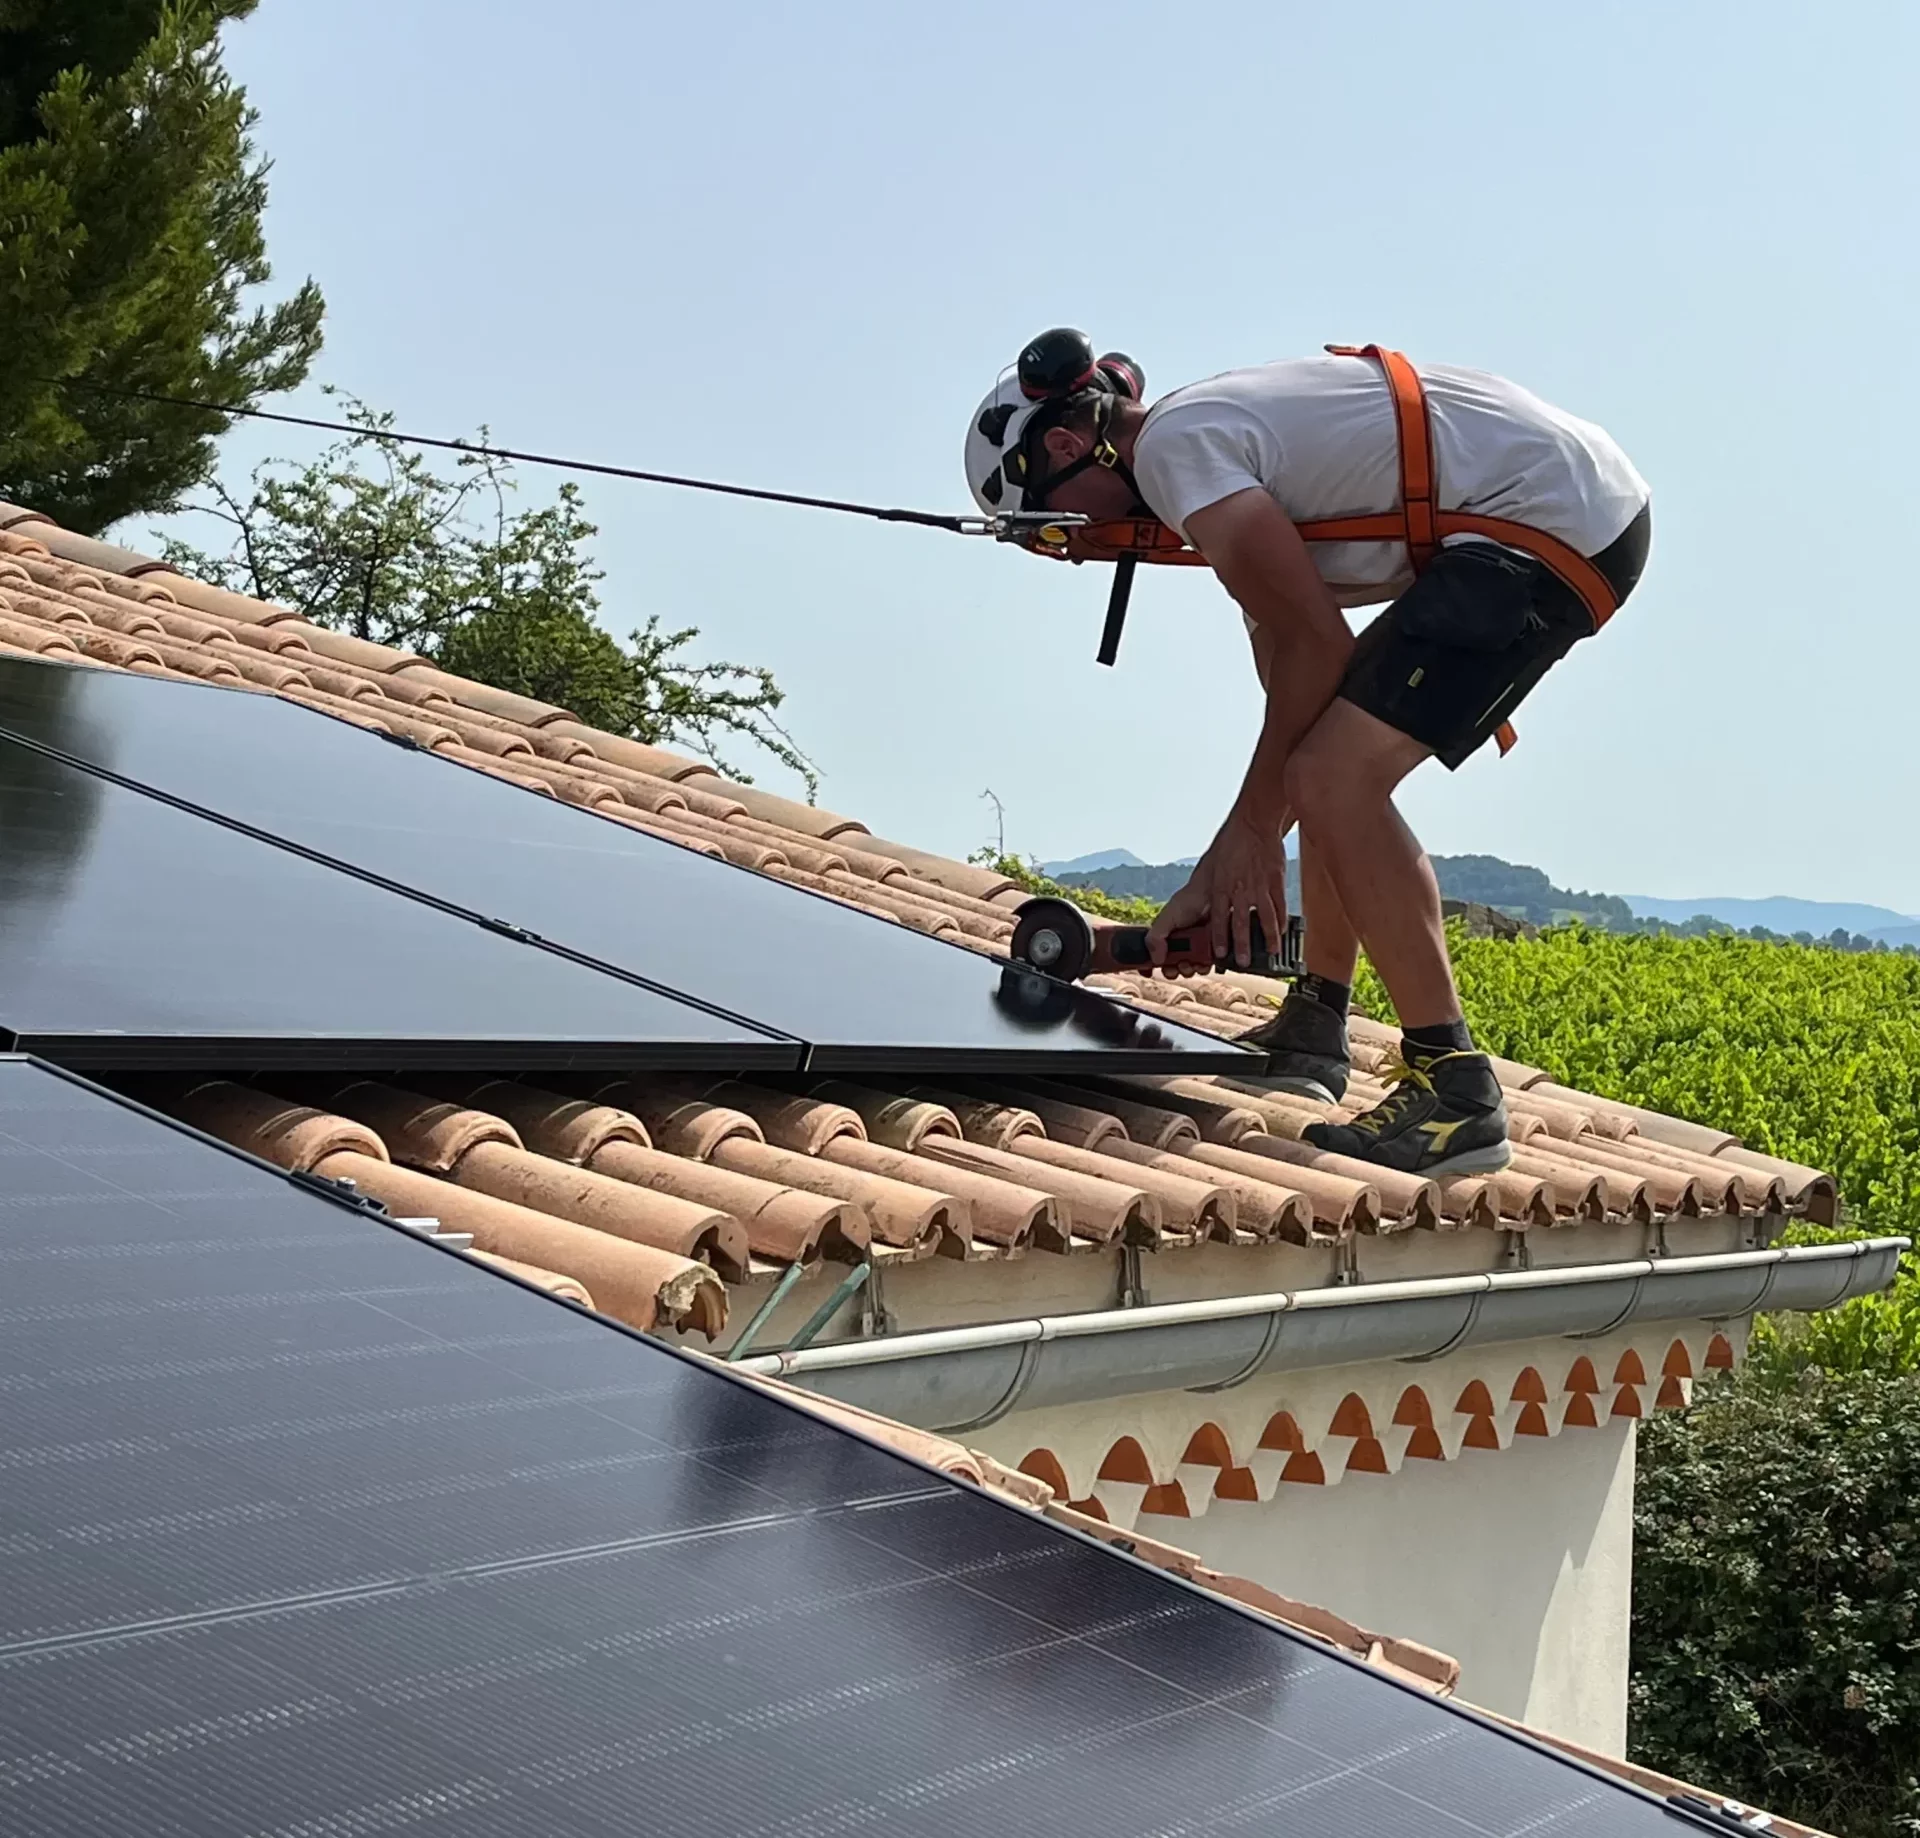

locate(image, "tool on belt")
[[1009, 895, 1304, 984]]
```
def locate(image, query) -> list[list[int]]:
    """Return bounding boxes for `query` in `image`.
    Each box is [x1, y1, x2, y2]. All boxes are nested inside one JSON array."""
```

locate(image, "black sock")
[[1404, 1018, 1474, 1056], [1296, 974, 1350, 1019]]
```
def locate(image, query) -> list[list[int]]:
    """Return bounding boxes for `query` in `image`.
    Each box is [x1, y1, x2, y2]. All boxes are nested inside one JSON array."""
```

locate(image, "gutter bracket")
[[1401, 1286, 1487, 1363], [859, 1258, 895, 1337], [725, 1260, 807, 1363], [1332, 1236, 1361, 1287], [1498, 1229, 1531, 1272], [1566, 1273, 1647, 1339], [943, 1332, 1046, 1434], [1645, 1214, 1670, 1259], [1188, 1308, 1288, 1394], [784, 1262, 872, 1352], [1716, 1251, 1788, 1322], [1117, 1244, 1150, 1310]]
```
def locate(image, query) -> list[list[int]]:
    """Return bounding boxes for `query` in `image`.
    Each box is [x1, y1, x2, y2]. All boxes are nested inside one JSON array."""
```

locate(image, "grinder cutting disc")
[[1008, 898, 1097, 982]]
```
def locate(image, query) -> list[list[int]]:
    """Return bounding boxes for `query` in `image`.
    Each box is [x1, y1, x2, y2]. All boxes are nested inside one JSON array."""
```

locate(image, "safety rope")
[[52, 378, 996, 535]]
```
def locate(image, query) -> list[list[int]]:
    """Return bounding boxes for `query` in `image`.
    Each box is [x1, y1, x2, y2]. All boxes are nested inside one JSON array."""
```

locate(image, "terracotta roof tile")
[[155, 1050, 1823, 1352], [466, 1249, 597, 1307], [169, 1082, 721, 1334]]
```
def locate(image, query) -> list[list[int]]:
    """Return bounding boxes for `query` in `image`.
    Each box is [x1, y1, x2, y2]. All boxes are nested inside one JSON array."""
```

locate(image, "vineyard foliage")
[[1395, 928, 1920, 1833], [1355, 927, 1920, 1238], [990, 865, 1919, 1238]]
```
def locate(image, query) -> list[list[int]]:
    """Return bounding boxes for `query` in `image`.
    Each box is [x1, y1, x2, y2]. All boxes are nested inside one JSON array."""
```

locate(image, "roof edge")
[[737, 1238, 1908, 1429]]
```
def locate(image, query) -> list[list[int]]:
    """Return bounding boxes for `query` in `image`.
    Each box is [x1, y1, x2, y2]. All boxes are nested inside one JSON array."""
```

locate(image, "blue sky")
[[163, 1, 1919, 909]]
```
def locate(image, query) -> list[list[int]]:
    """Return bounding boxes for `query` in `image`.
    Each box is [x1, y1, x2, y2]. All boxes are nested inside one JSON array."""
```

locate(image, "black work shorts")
[[1338, 502, 1651, 769]]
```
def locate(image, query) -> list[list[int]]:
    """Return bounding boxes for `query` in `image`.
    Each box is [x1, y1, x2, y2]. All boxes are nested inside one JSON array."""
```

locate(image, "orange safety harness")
[[1309, 345, 1624, 632], [1058, 344, 1629, 754]]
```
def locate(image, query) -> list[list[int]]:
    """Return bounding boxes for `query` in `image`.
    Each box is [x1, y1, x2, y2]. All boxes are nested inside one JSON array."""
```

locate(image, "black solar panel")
[[0, 1057, 1680, 1836], [0, 658, 1254, 1072], [0, 727, 794, 1069]]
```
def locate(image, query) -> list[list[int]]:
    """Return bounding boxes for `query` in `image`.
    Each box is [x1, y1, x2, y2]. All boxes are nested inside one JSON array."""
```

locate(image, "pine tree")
[[0, 1, 323, 533]]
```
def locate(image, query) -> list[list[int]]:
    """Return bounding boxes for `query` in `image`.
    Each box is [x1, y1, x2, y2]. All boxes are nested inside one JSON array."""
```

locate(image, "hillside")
[[1057, 852, 1630, 929], [1427, 854, 1634, 927], [1040, 849, 1149, 876], [1625, 893, 1916, 936], [1052, 851, 1916, 954], [1055, 859, 1264, 906]]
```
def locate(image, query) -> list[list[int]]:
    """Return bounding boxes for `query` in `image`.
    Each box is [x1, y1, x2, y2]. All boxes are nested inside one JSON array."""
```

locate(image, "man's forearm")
[[1180, 487, 1359, 851]]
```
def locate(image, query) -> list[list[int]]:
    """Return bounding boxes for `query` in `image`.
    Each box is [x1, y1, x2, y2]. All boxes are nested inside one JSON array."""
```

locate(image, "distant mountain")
[[1058, 850, 1603, 924], [1430, 855, 1632, 928], [1038, 848, 1146, 876], [1624, 895, 1917, 936], [1046, 851, 1919, 954], [1056, 861, 1218, 905], [1056, 855, 1302, 910]]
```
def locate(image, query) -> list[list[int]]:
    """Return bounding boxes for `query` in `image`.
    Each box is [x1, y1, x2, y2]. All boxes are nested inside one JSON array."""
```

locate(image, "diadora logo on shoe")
[[1416, 1117, 1470, 1150]]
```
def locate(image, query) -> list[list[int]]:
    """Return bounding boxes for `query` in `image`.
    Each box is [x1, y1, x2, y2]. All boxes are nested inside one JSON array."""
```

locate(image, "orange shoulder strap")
[[1325, 343, 1437, 569], [1312, 343, 1621, 633]]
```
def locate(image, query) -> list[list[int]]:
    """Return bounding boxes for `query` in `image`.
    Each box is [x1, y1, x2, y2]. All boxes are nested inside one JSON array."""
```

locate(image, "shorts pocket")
[[1372, 634, 1446, 730], [1396, 545, 1545, 653]]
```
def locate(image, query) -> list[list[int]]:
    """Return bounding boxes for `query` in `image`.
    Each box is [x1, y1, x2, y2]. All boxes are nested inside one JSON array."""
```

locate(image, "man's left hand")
[[1149, 812, 1289, 972]]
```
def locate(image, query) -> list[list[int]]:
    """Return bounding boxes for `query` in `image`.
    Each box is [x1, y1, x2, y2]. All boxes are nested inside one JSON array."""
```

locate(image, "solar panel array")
[[0, 656, 1254, 1071], [0, 1059, 1675, 1836], [0, 725, 790, 1069]]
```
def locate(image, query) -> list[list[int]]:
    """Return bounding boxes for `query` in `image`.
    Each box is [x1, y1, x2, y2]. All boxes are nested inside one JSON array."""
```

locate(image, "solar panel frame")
[[0, 1055, 1702, 1838], [0, 657, 1259, 1073]]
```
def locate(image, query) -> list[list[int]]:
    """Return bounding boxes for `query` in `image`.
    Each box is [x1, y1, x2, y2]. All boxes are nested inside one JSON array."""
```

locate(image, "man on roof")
[[965, 332, 1650, 1178]]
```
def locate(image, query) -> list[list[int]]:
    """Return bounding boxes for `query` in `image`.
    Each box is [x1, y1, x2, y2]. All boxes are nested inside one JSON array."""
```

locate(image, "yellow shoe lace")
[[1347, 1056, 1434, 1135]]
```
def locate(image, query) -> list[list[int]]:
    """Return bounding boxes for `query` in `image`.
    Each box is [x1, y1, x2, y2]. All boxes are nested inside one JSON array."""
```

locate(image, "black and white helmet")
[[964, 329, 1145, 516]]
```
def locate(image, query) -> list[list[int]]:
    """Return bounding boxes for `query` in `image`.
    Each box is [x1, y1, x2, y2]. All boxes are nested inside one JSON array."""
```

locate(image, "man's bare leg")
[[1283, 699, 1461, 1028], [1296, 828, 1360, 987], [1239, 825, 1360, 1101], [1282, 697, 1510, 1174]]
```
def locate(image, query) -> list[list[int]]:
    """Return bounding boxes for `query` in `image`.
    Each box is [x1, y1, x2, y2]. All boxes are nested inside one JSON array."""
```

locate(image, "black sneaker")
[[1238, 990, 1350, 1105], [1302, 1046, 1511, 1175]]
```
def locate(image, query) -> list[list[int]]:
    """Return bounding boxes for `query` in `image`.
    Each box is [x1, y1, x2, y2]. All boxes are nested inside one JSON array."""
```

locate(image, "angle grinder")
[[1009, 897, 1303, 983]]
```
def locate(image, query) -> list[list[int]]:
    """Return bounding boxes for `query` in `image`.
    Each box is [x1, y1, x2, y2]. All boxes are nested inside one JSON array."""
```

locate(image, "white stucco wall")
[[1160, 1416, 1637, 1752]]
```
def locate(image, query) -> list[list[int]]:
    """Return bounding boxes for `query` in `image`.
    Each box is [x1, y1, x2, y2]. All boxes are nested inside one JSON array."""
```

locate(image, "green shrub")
[[1633, 1369, 1920, 1838]]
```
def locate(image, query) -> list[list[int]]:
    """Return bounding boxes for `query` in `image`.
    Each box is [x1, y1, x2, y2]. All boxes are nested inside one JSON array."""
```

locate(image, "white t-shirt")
[[1132, 352, 1650, 609]]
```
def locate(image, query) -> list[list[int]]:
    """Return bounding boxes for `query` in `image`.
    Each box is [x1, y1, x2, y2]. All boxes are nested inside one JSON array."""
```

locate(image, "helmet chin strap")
[[1024, 393, 1146, 514]]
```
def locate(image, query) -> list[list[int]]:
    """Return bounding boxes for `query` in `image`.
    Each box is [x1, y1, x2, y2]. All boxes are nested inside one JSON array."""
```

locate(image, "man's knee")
[[1286, 704, 1424, 827], [1284, 740, 1380, 829], [1282, 749, 1335, 827]]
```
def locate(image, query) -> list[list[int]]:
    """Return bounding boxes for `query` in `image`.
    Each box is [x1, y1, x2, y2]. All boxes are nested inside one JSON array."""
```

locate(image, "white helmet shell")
[[964, 372, 1044, 517]]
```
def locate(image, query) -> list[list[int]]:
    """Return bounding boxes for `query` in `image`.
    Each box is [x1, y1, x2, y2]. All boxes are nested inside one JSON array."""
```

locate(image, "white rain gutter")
[[735, 1238, 1908, 1432]]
